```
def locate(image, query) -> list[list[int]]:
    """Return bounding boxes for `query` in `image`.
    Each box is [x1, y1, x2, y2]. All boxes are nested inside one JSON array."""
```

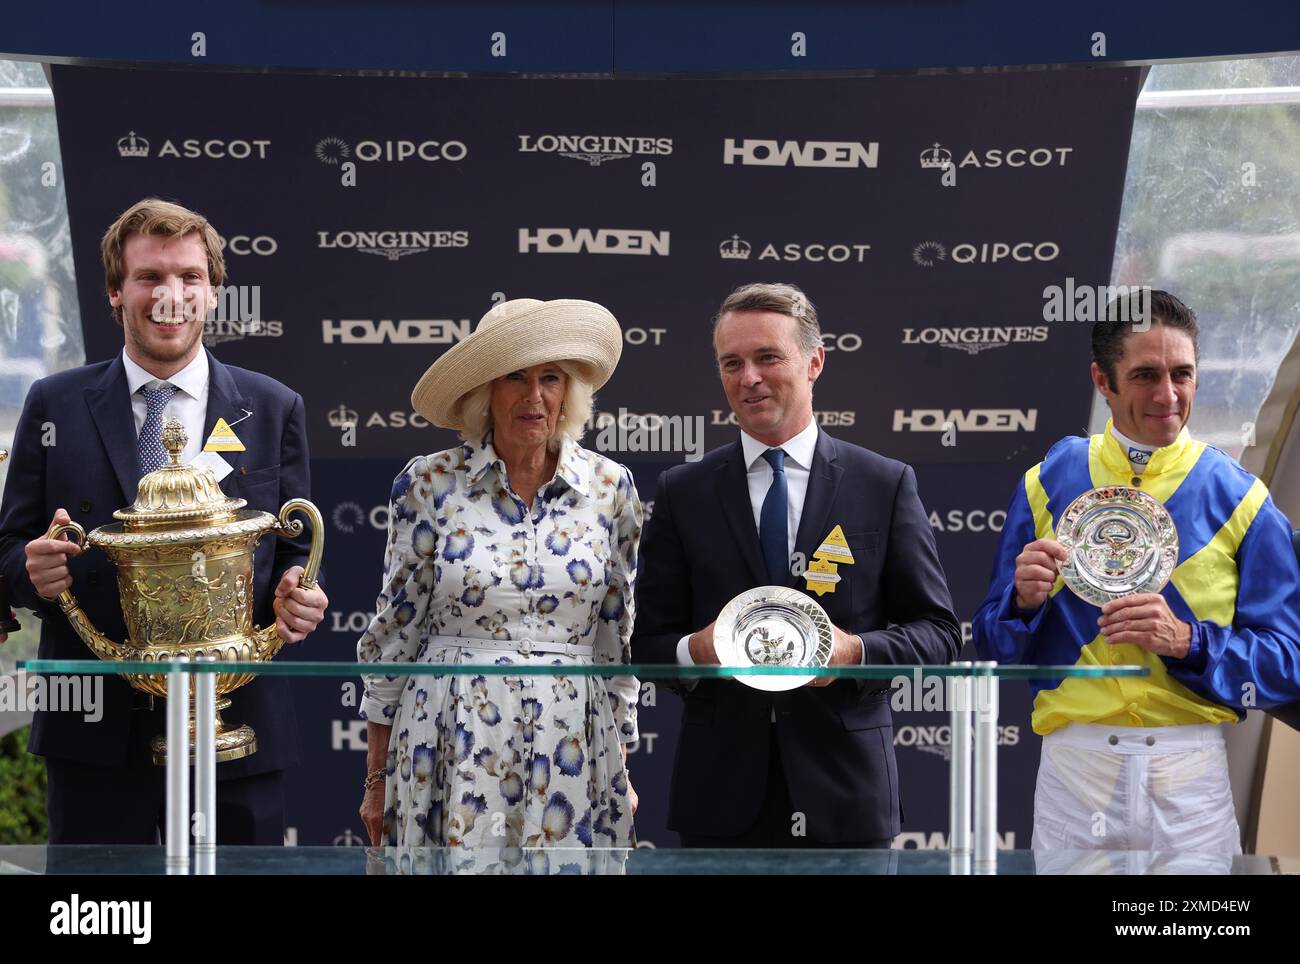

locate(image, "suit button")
[[80, 500, 92, 513], [1131, 477, 1142, 487]]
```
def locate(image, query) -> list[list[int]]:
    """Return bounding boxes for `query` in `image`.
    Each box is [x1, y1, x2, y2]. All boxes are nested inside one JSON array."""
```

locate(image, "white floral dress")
[[358, 434, 641, 851]]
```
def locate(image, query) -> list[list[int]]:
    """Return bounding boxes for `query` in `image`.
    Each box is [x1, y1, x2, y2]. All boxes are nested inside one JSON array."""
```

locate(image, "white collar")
[[1110, 422, 1157, 472], [740, 417, 819, 471], [122, 348, 209, 401]]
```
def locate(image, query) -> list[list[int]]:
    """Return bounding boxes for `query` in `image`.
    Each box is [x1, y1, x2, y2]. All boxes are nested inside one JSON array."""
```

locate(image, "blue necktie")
[[138, 383, 178, 474], [759, 448, 788, 585]]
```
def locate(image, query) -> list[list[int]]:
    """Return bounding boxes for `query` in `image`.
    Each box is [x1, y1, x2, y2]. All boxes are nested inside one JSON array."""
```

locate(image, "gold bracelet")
[[363, 768, 387, 792]]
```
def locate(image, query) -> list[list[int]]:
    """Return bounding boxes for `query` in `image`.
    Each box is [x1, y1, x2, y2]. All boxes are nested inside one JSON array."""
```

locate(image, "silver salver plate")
[[1057, 485, 1178, 607], [713, 586, 835, 691]]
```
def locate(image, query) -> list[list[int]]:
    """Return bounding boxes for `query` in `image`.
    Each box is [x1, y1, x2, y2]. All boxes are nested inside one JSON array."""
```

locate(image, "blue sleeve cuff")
[[995, 582, 1048, 633], [1163, 619, 1207, 674]]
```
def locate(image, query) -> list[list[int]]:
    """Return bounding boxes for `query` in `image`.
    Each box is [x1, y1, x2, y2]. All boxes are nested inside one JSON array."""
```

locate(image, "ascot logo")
[[928, 509, 1007, 533], [329, 404, 358, 428], [519, 228, 670, 256], [517, 134, 673, 166], [118, 131, 270, 159], [719, 235, 871, 263], [919, 142, 1073, 170], [900, 326, 1049, 355], [117, 131, 149, 157], [321, 318, 472, 344], [314, 137, 467, 164], [317, 230, 470, 261], [723, 138, 879, 168], [893, 409, 1038, 432], [913, 241, 1060, 265]]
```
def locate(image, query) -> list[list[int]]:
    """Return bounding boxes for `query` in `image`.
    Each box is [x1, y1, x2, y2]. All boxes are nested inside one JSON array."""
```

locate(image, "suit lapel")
[[84, 356, 142, 505], [715, 440, 767, 586], [791, 430, 843, 582], [203, 351, 252, 491]]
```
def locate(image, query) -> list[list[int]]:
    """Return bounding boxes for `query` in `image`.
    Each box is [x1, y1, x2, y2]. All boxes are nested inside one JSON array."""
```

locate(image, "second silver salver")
[[714, 586, 835, 691], [1057, 485, 1179, 607]]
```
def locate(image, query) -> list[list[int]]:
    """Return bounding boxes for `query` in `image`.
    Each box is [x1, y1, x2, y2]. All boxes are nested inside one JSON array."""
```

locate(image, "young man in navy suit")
[[0, 198, 328, 845], [632, 283, 960, 848]]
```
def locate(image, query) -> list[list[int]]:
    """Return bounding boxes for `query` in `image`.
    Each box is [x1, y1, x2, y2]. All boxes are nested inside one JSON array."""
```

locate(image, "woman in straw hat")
[[357, 299, 641, 854]]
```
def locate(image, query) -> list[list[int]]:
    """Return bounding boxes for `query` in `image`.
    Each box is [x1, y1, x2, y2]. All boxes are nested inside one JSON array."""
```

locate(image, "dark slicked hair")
[[1092, 289, 1200, 392]]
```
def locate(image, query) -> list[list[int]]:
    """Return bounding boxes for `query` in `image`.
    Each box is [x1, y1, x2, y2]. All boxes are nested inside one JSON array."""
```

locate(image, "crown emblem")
[[719, 234, 752, 260], [117, 131, 150, 158], [329, 404, 359, 428], [919, 142, 952, 170]]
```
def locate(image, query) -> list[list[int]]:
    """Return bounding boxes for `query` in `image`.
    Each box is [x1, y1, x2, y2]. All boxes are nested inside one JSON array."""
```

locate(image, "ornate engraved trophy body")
[[48, 419, 323, 763], [1057, 485, 1178, 606]]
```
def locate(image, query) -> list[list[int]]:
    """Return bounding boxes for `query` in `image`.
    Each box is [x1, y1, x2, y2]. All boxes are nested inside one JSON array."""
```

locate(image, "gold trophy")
[[47, 418, 323, 763]]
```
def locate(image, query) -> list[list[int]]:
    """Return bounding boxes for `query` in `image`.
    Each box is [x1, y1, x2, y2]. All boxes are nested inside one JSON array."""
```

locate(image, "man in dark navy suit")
[[632, 283, 960, 848], [0, 198, 328, 845]]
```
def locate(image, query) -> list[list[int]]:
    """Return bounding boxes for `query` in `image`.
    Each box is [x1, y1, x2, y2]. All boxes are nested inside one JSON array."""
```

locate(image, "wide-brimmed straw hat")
[[411, 298, 623, 431]]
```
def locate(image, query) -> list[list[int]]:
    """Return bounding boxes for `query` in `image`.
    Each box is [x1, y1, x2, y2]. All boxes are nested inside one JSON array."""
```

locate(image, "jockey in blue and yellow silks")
[[974, 290, 1300, 858]]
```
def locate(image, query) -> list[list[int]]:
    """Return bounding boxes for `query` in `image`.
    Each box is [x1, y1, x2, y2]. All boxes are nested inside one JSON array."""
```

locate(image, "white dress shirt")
[[122, 348, 209, 467], [675, 417, 863, 678]]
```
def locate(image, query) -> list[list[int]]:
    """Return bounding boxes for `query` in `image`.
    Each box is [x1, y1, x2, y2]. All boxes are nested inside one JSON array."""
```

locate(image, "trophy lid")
[[113, 417, 249, 529]]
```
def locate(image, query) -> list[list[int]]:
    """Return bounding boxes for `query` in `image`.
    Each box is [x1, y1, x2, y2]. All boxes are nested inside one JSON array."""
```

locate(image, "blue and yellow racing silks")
[[973, 419, 1300, 736]]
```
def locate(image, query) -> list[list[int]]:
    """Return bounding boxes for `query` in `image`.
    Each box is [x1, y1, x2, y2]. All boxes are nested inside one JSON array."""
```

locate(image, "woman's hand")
[[620, 743, 639, 817], [360, 782, 386, 846]]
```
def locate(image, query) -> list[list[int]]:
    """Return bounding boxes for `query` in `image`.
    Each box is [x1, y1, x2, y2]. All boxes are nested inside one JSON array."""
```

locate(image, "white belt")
[[431, 635, 595, 658], [1046, 722, 1225, 754]]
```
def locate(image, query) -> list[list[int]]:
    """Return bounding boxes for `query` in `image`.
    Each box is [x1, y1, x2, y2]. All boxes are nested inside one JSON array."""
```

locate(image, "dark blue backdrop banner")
[[50, 63, 1141, 848], [6, 1, 1296, 71]]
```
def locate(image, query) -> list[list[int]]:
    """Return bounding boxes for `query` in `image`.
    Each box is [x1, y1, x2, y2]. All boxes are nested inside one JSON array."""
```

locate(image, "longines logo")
[[321, 318, 472, 344], [517, 134, 673, 166], [314, 136, 467, 164], [219, 235, 278, 256], [893, 724, 1020, 761], [719, 235, 871, 263], [329, 405, 432, 430], [919, 142, 1073, 170], [900, 326, 1049, 355], [203, 318, 283, 347], [913, 241, 1060, 265], [118, 130, 270, 160], [892, 409, 1038, 432], [723, 138, 879, 168], [712, 410, 856, 427], [518, 228, 670, 256], [317, 230, 470, 261], [928, 509, 1006, 533]]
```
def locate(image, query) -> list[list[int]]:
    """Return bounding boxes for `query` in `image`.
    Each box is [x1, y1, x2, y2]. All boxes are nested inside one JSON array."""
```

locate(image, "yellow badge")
[[803, 557, 841, 597], [203, 417, 246, 452], [813, 524, 855, 565]]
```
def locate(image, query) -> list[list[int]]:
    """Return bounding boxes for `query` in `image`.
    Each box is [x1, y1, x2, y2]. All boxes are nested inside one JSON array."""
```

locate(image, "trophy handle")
[[275, 498, 324, 590], [256, 498, 325, 654], [43, 519, 129, 661]]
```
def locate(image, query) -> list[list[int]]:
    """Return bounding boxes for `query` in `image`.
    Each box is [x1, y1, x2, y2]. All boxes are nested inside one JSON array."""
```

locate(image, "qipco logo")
[[949, 241, 1060, 264]]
